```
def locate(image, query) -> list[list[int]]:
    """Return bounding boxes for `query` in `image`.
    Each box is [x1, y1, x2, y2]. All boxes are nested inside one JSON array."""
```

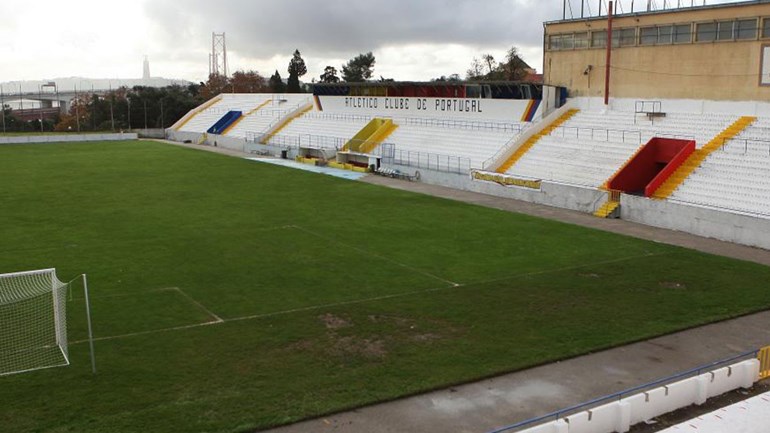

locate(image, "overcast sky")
[[0, 0, 744, 84]]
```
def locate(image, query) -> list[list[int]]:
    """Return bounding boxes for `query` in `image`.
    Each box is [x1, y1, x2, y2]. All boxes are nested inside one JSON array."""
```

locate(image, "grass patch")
[[0, 141, 768, 432]]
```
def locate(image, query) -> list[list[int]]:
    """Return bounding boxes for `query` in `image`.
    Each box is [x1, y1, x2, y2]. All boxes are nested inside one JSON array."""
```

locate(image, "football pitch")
[[1, 140, 769, 433]]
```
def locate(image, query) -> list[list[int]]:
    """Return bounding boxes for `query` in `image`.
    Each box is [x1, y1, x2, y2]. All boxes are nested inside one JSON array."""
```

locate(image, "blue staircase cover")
[[207, 111, 242, 134]]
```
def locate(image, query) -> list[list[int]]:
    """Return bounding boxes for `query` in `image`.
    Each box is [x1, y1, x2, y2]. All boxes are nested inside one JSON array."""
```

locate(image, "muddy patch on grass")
[[319, 313, 352, 330], [330, 336, 387, 359]]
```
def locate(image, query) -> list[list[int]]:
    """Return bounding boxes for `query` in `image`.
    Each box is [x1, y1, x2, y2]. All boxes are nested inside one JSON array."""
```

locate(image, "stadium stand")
[[502, 110, 741, 187], [266, 112, 373, 149], [668, 116, 770, 216], [383, 118, 525, 169]]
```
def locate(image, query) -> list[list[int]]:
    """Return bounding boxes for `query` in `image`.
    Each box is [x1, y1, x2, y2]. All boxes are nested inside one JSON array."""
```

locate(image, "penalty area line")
[[67, 252, 667, 345]]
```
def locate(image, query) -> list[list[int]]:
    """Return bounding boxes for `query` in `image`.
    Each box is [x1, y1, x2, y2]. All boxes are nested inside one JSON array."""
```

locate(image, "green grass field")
[[1, 141, 769, 433]]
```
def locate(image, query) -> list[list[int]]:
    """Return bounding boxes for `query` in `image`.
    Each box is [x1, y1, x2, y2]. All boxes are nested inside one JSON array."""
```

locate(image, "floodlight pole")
[[82, 274, 97, 374]]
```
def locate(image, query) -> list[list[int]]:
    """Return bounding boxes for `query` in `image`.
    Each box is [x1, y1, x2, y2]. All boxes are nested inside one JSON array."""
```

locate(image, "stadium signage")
[[342, 97, 484, 113], [471, 170, 542, 190]]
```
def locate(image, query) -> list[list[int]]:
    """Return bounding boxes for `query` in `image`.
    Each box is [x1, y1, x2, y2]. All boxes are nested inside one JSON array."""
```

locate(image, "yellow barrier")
[[760, 346, 770, 380]]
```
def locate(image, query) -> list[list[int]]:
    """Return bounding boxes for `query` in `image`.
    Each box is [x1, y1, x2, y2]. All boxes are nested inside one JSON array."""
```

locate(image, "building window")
[[697, 22, 717, 41], [620, 28, 636, 46], [562, 34, 575, 49], [736, 19, 758, 40], [674, 24, 692, 43], [549, 35, 562, 50], [592, 30, 607, 48], [658, 25, 674, 44], [574, 32, 589, 49], [640, 27, 657, 45], [763, 18, 770, 38], [717, 20, 735, 40]]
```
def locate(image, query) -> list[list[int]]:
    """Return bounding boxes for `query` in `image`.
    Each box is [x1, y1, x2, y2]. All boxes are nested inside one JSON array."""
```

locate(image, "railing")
[[481, 125, 532, 171], [720, 137, 770, 157], [380, 144, 470, 174], [487, 349, 761, 433], [301, 112, 375, 123], [634, 100, 663, 125], [634, 100, 663, 115], [548, 126, 643, 145], [395, 116, 523, 133]]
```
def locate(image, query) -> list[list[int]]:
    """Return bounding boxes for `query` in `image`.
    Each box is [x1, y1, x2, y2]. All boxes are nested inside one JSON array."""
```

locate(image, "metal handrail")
[[720, 137, 770, 157], [548, 125, 643, 144], [381, 144, 471, 174], [482, 125, 532, 171], [487, 349, 760, 433]]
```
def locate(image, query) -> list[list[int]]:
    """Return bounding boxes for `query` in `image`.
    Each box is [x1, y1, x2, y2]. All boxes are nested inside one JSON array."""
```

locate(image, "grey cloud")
[[145, 0, 560, 60]]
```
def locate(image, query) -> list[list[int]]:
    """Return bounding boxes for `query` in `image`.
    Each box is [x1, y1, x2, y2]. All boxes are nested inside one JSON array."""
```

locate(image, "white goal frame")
[[0, 268, 95, 376]]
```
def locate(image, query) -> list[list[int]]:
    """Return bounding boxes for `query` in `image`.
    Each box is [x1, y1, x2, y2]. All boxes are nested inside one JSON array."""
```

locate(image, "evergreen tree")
[[341, 52, 375, 82], [287, 49, 307, 93], [269, 70, 287, 93], [319, 66, 340, 83]]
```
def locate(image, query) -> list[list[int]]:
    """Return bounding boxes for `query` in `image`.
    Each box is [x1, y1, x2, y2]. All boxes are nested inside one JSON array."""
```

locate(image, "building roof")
[[545, 0, 770, 26]]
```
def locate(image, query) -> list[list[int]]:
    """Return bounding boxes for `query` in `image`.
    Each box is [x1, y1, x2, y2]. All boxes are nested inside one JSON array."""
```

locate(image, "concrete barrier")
[[621, 194, 770, 250], [0, 133, 138, 145], [513, 359, 759, 433], [382, 164, 606, 214]]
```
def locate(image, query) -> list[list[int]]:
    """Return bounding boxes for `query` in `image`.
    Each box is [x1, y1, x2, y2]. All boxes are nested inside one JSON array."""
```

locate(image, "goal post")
[[0, 268, 95, 376]]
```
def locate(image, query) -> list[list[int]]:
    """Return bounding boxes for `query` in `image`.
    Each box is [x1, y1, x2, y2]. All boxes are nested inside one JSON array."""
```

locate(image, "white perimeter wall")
[[573, 97, 770, 116], [0, 133, 138, 145], [621, 195, 770, 250], [383, 164, 606, 214]]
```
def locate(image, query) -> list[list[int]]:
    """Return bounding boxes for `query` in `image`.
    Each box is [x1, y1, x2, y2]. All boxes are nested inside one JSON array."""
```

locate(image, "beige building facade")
[[544, 0, 770, 101]]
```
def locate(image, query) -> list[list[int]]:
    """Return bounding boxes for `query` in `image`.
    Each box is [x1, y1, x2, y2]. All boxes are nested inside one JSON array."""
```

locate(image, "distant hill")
[[1, 77, 191, 94]]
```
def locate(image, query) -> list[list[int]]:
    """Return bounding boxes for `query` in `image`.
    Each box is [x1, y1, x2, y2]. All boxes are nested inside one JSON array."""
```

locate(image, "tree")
[[269, 70, 286, 93], [319, 66, 340, 83], [201, 73, 230, 100], [466, 57, 485, 80], [499, 47, 531, 81], [341, 52, 375, 82], [467, 47, 532, 82], [231, 70, 268, 93], [287, 49, 307, 93]]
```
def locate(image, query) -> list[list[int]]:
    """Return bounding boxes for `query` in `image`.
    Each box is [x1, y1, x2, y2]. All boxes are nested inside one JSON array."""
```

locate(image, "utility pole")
[[605, 1, 614, 106], [143, 99, 148, 132], [75, 85, 80, 132], [1, 84, 6, 133], [160, 99, 164, 129]]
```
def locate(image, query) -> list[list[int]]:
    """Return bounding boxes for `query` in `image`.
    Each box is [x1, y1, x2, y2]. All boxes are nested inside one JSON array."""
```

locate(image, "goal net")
[[0, 268, 70, 376]]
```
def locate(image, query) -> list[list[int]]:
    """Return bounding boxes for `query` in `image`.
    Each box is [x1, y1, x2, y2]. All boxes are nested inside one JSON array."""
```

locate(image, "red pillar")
[[604, 1, 614, 106]]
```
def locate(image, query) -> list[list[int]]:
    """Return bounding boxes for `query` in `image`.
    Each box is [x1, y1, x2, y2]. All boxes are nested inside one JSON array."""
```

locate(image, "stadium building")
[[167, 1, 770, 250]]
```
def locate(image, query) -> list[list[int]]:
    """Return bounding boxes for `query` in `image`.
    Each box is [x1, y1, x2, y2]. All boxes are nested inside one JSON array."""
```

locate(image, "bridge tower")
[[209, 32, 228, 78]]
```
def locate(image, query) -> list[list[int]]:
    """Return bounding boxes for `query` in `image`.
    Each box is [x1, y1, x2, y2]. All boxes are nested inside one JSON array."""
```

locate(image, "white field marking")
[[463, 251, 672, 288], [68, 287, 177, 301], [170, 287, 224, 323], [67, 252, 661, 345], [288, 225, 461, 287]]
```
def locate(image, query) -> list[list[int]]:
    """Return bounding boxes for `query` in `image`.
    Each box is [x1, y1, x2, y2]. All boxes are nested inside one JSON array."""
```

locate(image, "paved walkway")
[[152, 140, 770, 433], [267, 313, 770, 433]]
